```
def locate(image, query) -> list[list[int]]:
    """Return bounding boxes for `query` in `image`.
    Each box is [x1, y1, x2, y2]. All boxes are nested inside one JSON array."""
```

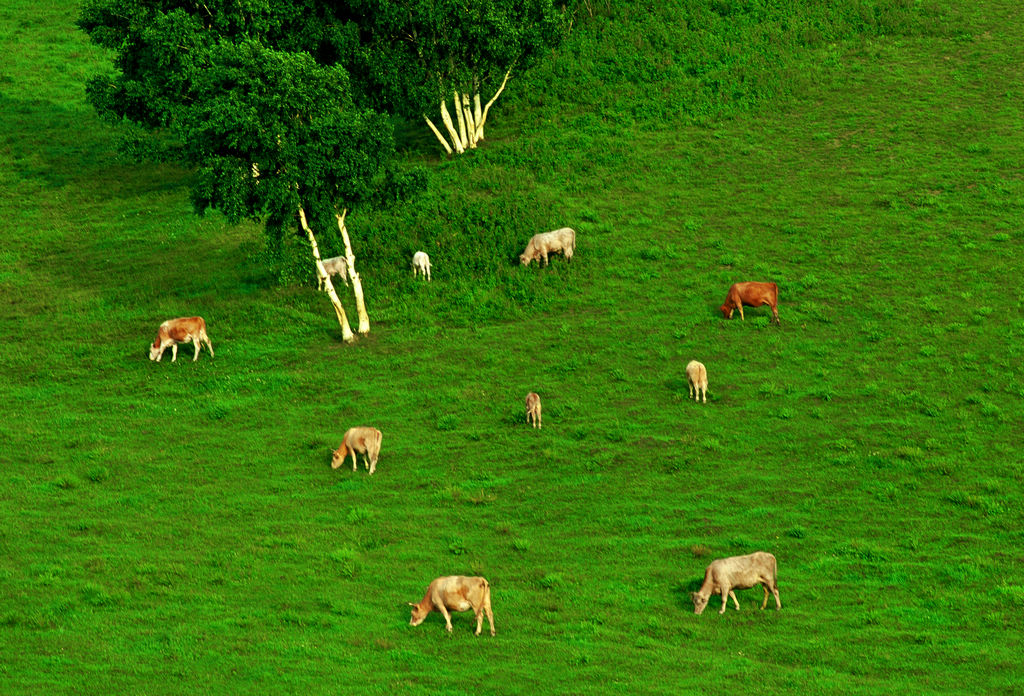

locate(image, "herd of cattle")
[[147, 228, 785, 632]]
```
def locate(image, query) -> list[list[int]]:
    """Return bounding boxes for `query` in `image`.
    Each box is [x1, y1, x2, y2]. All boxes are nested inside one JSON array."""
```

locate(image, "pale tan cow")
[[692, 551, 781, 615], [409, 576, 495, 636], [148, 317, 214, 362], [519, 227, 576, 267], [332, 427, 383, 475], [318, 255, 349, 290], [686, 360, 708, 403], [525, 392, 542, 428], [412, 251, 431, 281]]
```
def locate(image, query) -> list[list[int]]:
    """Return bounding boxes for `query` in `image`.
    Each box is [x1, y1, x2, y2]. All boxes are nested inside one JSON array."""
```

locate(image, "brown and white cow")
[[720, 282, 780, 325], [692, 551, 781, 615], [332, 427, 383, 475], [685, 360, 708, 403], [318, 255, 349, 290], [409, 575, 495, 636], [519, 227, 576, 267], [148, 317, 214, 362], [525, 392, 542, 428]]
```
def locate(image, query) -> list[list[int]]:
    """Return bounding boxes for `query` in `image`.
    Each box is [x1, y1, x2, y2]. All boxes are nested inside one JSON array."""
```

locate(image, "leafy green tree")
[[347, 0, 567, 154], [79, 1, 392, 340]]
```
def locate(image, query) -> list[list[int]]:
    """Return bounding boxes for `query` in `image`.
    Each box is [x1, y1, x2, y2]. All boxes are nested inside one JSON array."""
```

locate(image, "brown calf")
[[685, 361, 708, 403], [149, 317, 214, 362], [525, 392, 542, 428], [332, 427, 383, 475], [720, 282, 780, 325], [409, 576, 495, 636]]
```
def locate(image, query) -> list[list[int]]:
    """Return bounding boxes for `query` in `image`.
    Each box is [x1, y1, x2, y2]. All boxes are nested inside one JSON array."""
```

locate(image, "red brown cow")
[[720, 282, 780, 325], [332, 427, 383, 475], [148, 317, 214, 362], [409, 576, 495, 636]]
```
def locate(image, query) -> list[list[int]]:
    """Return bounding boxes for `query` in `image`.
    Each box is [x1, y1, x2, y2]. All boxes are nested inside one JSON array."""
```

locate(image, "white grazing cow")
[[692, 551, 781, 615], [412, 251, 431, 281], [409, 576, 495, 636], [519, 227, 576, 267], [686, 360, 708, 403], [318, 255, 349, 290], [149, 317, 214, 362], [332, 427, 383, 475], [525, 392, 542, 428]]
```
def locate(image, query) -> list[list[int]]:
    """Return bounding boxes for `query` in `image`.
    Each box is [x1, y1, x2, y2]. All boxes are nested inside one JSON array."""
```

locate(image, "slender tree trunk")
[[453, 90, 468, 149], [476, 65, 514, 143], [298, 206, 355, 343], [439, 101, 465, 154], [462, 93, 478, 149], [424, 115, 453, 155], [336, 210, 369, 335], [423, 65, 515, 155]]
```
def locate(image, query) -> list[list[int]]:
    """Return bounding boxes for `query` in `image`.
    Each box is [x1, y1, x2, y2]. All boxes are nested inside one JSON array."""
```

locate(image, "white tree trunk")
[[476, 65, 514, 144], [453, 90, 468, 149], [424, 115, 453, 155], [336, 210, 369, 335], [473, 94, 483, 142], [298, 206, 355, 343], [423, 65, 514, 155], [439, 101, 465, 155], [461, 93, 478, 149]]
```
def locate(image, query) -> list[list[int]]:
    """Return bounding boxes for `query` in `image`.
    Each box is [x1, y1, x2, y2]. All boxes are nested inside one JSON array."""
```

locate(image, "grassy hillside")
[[2, 1, 1023, 694]]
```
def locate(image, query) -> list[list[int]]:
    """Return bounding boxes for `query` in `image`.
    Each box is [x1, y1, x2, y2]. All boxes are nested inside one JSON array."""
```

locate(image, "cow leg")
[[193, 339, 201, 361], [368, 454, 376, 475], [719, 586, 730, 614], [474, 608, 483, 635], [485, 602, 495, 636], [772, 305, 780, 325], [542, 251, 549, 266], [729, 591, 740, 611], [351, 450, 357, 472], [438, 605, 453, 633], [170, 344, 178, 362], [205, 335, 214, 358], [760, 584, 770, 610], [738, 305, 745, 321]]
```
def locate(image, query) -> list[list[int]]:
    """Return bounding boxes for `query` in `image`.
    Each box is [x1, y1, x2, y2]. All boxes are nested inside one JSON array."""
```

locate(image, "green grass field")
[[2, 1, 1023, 694]]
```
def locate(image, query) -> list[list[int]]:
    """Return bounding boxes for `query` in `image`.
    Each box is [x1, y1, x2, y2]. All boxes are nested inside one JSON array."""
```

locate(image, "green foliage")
[[348, 0, 568, 117]]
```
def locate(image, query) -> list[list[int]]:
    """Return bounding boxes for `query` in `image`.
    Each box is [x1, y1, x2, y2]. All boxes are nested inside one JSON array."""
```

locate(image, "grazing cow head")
[[148, 339, 162, 361], [331, 446, 346, 469], [719, 304, 733, 319], [519, 253, 531, 266], [408, 603, 428, 626], [692, 592, 709, 615]]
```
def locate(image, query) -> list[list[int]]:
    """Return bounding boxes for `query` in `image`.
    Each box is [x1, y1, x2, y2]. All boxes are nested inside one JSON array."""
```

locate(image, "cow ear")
[[407, 602, 416, 607]]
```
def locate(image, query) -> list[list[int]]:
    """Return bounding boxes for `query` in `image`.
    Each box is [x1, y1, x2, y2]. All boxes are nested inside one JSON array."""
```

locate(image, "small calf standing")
[[519, 227, 576, 267], [318, 255, 349, 290], [685, 361, 708, 403], [409, 576, 495, 636], [692, 551, 781, 615], [332, 427, 383, 475], [149, 317, 214, 362], [412, 251, 431, 281], [720, 281, 780, 325], [525, 392, 542, 428]]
